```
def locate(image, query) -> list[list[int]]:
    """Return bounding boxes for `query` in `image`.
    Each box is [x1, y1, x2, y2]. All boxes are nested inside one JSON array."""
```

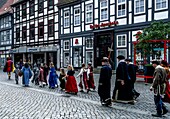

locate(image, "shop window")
[[64, 11, 70, 27], [16, 28, 20, 42], [64, 41, 70, 50], [155, 0, 167, 10], [30, 24, 35, 40], [117, 0, 126, 17], [86, 51, 93, 65], [38, 22, 44, 38], [48, 0, 54, 10], [22, 3, 27, 19], [38, 0, 44, 13], [135, 0, 145, 14], [16, 6, 20, 21], [64, 52, 70, 67], [73, 47, 82, 67], [86, 4, 93, 23], [22, 26, 27, 41], [30, 1, 35, 16], [117, 34, 126, 47], [74, 8, 80, 26], [100, 0, 108, 20], [86, 38, 93, 49], [48, 19, 54, 37]]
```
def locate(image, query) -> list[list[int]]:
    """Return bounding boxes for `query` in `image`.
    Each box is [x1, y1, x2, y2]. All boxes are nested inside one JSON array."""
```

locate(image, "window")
[[6, 30, 10, 40], [74, 8, 80, 26], [30, 24, 35, 40], [5, 17, 9, 27], [64, 11, 69, 27], [64, 52, 70, 67], [86, 38, 93, 49], [4, 31, 6, 41], [39, 22, 44, 38], [155, 0, 167, 10], [30, 1, 35, 16], [117, 35, 126, 47], [135, 0, 145, 14], [117, 0, 126, 17], [64, 41, 69, 50], [22, 3, 27, 19], [1, 18, 4, 29], [86, 51, 93, 65], [1, 32, 4, 41], [48, 19, 54, 37], [117, 49, 127, 59], [16, 28, 20, 42], [100, 0, 108, 20], [86, 4, 93, 23], [48, 0, 53, 10], [22, 26, 27, 41], [16, 6, 20, 20], [38, 0, 44, 13]]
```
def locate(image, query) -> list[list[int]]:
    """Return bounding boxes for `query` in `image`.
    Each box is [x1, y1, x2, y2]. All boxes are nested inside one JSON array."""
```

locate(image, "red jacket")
[[6, 60, 13, 72]]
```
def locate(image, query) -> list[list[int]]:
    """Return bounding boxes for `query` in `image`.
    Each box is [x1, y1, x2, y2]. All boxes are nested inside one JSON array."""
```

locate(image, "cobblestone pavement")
[[0, 70, 169, 119]]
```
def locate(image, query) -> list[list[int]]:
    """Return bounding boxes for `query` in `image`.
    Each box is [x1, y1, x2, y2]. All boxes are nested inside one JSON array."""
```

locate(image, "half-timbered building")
[[11, 0, 60, 68], [58, 0, 170, 69], [0, 0, 14, 67]]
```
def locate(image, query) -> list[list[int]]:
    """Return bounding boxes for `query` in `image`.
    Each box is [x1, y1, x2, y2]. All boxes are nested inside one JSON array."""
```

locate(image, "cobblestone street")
[[0, 70, 169, 119]]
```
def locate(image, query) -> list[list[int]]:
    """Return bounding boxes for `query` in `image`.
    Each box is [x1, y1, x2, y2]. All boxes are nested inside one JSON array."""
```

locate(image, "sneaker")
[[151, 113, 162, 117]]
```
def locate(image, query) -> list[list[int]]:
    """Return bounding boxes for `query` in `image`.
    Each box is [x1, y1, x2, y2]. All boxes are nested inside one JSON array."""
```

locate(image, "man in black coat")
[[112, 55, 134, 103], [125, 59, 140, 100], [98, 58, 112, 106]]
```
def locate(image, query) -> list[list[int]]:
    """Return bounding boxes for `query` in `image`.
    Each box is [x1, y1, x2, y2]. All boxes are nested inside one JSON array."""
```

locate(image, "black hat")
[[117, 55, 125, 60], [152, 61, 160, 65], [125, 59, 132, 62]]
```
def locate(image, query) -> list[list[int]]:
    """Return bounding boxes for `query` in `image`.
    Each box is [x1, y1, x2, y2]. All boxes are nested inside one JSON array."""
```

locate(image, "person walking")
[[21, 63, 32, 87], [125, 59, 140, 100], [39, 66, 45, 87], [14, 63, 19, 84], [150, 61, 168, 117], [31, 64, 40, 85], [87, 62, 96, 91], [77, 63, 89, 93], [48, 62, 57, 89], [43, 63, 49, 85], [98, 58, 112, 106], [112, 55, 134, 104], [65, 65, 78, 95], [4, 57, 14, 80], [59, 68, 66, 90]]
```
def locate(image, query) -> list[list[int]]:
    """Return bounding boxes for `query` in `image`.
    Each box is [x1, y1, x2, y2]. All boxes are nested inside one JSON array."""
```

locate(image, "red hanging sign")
[[90, 21, 119, 29], [75, 39, 79, 44]]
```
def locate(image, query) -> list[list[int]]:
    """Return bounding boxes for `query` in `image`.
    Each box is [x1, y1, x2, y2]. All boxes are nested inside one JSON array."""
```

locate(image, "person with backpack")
[[150, 61, 168, 117], [21, 63, 32, 87], [77, 63, 90, 93]]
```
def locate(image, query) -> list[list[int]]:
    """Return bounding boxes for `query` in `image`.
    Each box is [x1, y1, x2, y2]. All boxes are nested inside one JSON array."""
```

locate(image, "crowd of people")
[[3, 56, 170, 117]]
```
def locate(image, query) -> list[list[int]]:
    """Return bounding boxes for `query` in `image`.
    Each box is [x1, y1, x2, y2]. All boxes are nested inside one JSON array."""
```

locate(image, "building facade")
[[11, 0, 60, 68], [58, 0, 170, 69], [0, 0, 14, 67]]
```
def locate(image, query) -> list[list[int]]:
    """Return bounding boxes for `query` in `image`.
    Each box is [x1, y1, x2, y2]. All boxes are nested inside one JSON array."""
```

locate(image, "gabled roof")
[[0, 0, 15, 15], [58, 0, 79, 6]]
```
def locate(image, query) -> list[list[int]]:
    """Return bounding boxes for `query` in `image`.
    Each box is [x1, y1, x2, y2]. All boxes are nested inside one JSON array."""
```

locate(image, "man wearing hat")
[[112, 55, 134, 103], [98, 58, 112, 106], [150, 61, 168, 117]]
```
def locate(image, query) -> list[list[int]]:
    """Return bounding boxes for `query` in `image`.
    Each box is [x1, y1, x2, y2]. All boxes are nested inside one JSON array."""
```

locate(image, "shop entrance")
[[94, 31, 114, 68], [33, 53, 44, 67]]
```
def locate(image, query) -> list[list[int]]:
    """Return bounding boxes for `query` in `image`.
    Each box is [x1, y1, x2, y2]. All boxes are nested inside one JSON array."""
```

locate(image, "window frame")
[[85, 4, 93, 23], [85, 37, 93, 49], [30, 24, 35, 40], [64, 40, 70, 50], [30, 1, 35, 16], [100, 0, 108, 21], [38, 0, 44, 13], [22, 3, 27, 19], [48, 0, 54, 10], [134, 0, 145, 14], [16, 28, 20, 42], [22, 26, 27, 41], [64, 10, 70, 28], [16, 6, 20, 21], [38, 22, 44, 38], [74, 8, 80, 26], [117, 0, 126, 18], [48, 19, 54, 37], [117, 34, 127, 47], [155, 0, 168, 11]]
